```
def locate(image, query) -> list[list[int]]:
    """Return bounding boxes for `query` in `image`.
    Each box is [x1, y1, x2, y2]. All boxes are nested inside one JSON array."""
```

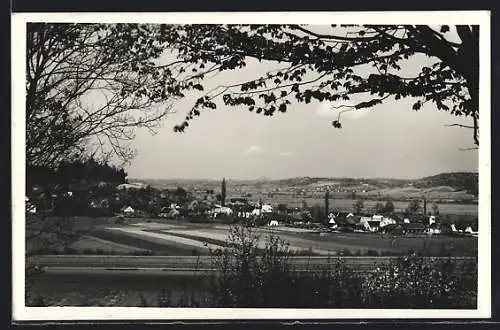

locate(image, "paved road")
[[31, 255, 476, 275]]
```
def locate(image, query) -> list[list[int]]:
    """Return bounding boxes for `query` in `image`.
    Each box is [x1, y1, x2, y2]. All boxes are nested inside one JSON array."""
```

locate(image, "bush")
[[361, 253, 477, 308], [203, 223, 477, 308], [25, 262, 47, 306], [207, 224, 363, 308], [365, 249, 380, 256]]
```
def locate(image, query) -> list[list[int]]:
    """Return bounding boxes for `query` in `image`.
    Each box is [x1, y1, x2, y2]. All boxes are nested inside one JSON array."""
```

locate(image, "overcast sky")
[[125, 33, 478, 180], [126, 96, 478, 180]]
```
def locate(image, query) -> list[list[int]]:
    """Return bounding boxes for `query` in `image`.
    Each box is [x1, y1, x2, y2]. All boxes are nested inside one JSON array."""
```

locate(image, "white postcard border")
[[11, 11, 491, 321]]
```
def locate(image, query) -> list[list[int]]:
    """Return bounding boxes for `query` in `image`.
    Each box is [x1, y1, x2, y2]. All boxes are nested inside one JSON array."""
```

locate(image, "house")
[[358, 217, 372, 231], [465, 225, 478, 237], [328, 213, 339, 230], [25, 197, 37, 214], [261, 204, 273, 213], [336, 215, 358, 232], [410, 214, 428, 224], [381, 223, 405, 235], [359, 215, 372, 223], [428, 215, 438, 226], [427, 222, 442, 235], [442, 223, 462, 236], [380, 217, 396, 228], [403, 222, 426, 234], [158, 208, 180, 218], [328, 213, 338, 228], [367, 221, 381, 232], [358, 214, 384, 232], [212, 205, 233, 217], [116, 182, 146, 190], [122, 206, 135, 215], [268, 220, 279, 227]]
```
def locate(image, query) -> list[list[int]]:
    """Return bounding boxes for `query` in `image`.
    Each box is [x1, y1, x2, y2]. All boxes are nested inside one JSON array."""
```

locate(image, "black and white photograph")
[[12, 11, 491, 320]]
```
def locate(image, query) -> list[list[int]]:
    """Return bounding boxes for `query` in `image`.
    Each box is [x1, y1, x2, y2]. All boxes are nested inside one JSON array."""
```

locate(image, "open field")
[[68, 235, 150, 254], [55, 219, 478, 257], [250, 197, 478, 215]]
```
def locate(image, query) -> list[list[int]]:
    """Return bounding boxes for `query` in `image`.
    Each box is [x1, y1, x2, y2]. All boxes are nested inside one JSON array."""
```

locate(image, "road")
[[31, 255, 476, 275]]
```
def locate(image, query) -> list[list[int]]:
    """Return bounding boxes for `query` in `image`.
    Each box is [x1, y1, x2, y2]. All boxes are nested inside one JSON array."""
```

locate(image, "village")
[[25, 175, 479, 241]]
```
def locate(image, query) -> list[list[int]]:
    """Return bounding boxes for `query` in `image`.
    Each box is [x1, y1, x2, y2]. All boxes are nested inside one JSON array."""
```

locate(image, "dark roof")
[[348, 216, 360, 225], [404, 222, 426, 230], [410, 214, 428, 222], [336, 216, 357, 226], [382, 223, 405, 231]]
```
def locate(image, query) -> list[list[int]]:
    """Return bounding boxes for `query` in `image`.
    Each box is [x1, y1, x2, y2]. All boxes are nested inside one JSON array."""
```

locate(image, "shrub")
[[157, 289, 173, 307], [203, 223, 477, 309], [361, 253, 477, 308], [365, 249, 380, 256], [207, 224, 363, 308], [25, 262, 46, 307]]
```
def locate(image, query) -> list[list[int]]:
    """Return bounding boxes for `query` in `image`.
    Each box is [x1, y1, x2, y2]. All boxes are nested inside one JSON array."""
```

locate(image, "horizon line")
[[128, 171, 478, 183]]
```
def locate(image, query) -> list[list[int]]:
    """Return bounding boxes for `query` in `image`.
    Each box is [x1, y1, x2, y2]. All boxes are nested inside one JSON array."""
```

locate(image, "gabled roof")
[[121, 205, 134, 212]]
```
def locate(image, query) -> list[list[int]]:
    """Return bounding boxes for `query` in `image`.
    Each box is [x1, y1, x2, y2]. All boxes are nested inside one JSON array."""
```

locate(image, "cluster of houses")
[[327, 212, 478, 237], [26, 181, 478, 238]]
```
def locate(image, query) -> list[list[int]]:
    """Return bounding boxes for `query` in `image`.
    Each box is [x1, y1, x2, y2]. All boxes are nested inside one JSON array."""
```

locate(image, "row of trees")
[[27, 157, 127, 189], [353, 198, 440, 216]]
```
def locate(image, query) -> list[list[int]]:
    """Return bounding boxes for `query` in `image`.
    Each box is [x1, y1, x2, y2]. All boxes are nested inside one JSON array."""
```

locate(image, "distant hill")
[[132, 172, 478, 198], [412, 172, 478, 195]]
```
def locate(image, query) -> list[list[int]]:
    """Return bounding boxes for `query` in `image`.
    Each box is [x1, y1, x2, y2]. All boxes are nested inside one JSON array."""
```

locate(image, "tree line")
[[27, 157, 127, 188]]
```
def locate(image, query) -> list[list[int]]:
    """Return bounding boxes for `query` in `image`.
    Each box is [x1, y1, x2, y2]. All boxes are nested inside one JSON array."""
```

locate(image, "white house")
[[427, 227, 441, 235], [122, 206, 135, 214], [268, 220, 279, 227], [261, 204, 273, 213], [380, 217, 396, 228], [25, 197, 37, 214], [359, 217, 374, 232], [465, 225, 478, 236], [212, 205, 233, 217], [328, 213, 338, 229], [429, 216, 437, 225], [116, 182, 146, 190]]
